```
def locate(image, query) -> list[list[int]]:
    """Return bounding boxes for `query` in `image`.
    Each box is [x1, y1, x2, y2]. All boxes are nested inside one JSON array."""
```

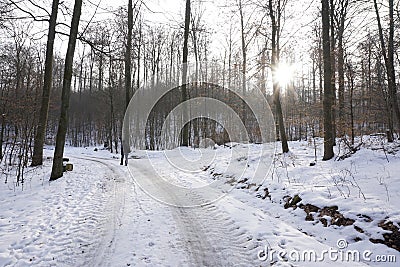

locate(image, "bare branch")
[[27, 0, 50, 17], [8, 0, 50, 23]]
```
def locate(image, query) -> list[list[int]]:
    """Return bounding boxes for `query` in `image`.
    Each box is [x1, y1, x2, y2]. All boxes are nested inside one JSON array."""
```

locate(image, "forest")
[[0, 0, 399, 182], [1, 1, 400, 266]]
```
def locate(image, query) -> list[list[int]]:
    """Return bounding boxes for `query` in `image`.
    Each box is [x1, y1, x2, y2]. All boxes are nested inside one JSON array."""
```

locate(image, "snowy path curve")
[[0, 155, 126, 267], [70, 156, 127, 267], [74, 157, 256, 266]]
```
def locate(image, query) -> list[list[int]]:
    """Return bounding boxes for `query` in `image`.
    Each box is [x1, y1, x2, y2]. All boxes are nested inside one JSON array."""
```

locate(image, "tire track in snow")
[[46, 156, 124, 267], [130, 160, 256, 266], [70, 156, 127, 267], [2, 156, 125, 266], [171, 205, 256, 267]]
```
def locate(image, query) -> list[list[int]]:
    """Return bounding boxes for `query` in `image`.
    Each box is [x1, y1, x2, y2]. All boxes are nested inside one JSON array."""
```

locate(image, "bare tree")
[[121, 0, 133, 165], [322, 0, 334, 160], [268, 0, 289, 153], [238, 0, 247, 131], [31, 0, 59, 166], [329, 0, 337, 144], [373, 0, 400, 141], [335, 0, 349, 137], [50, 0, 82, 180], [180, 0, 191, 146]]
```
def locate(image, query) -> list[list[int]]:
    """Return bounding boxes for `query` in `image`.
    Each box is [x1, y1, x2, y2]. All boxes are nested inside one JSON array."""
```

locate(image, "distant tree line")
[[0, 0, 399, 182]]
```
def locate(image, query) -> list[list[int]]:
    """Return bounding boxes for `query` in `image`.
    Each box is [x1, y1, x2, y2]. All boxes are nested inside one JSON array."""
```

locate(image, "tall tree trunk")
[[0, 113, 5, 160], [180, 0, 190, 146], [312, 48, 317, 104], [50, 0, 82, 180], [269, 0, 289, 153], [239, 0, 247, 137], [191, 16, 199, 81], [137, 16, 142, 90], [322, 0, 334, 160], [329, 0, 337, 145], [228, 25, 233, 89], [261, 46, 267, 96], [374, 0, 400, 141], [31, 0, 59, 166], [387, 0, 400, 136], [125, 0, 132, 110], [348, 63, 355, 145], [337, 0, 349, 137], [337, 33, 345, 136], [318, 26, 323, 103], [121, 0, 133, 164]]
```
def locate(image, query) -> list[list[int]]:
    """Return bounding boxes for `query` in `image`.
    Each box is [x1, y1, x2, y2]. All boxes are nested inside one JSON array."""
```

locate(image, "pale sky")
[[12, 0, 320, 61], [4, 0, 377, 87], [79, 0, 322, 86]]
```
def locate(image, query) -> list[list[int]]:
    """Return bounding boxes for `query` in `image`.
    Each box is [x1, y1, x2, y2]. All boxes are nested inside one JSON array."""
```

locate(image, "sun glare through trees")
[[274, 63, 297, 89]]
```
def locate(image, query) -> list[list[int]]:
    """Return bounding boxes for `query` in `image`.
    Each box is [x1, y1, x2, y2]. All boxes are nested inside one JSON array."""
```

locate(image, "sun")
[[274, 63, 296, 89]]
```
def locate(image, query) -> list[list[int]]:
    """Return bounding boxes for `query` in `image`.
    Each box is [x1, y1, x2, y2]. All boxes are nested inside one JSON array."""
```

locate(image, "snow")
[[0, 138, 399, 266], [202, 137, 400, 266]]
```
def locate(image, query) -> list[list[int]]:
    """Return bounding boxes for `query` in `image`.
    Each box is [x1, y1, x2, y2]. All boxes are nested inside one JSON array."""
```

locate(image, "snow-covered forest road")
[[71, 153, 354, 267], [2, 143, 399, 266], [75, 154, 257, 266], [78, 154, 256, 266]]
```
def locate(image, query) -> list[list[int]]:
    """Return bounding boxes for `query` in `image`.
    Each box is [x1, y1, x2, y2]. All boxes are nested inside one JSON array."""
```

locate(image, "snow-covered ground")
[[0, 137, 399, 266], [198, 137, 400, 266]]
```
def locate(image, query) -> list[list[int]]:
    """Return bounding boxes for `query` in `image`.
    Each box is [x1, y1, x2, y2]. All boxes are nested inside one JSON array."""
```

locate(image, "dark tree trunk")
[[337, 34, 345, 136], [374, 0, 400, 140], [137, 16, 142, 90], [337, 0, 349, 137], [347, 63, 355, 145], [31, 0, 59, 166], [387, 0, 400, 135], [180, 0, 190, 146], [329, 0, 337, 145], [50, 0, 82, 180], [318, 25, 323, 103], [322, 0, 334, 160], [261, 47, 267, 97], [269, 0, 289, 153], [122, 0, 133, 164], [239, 0, 247, 135]]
